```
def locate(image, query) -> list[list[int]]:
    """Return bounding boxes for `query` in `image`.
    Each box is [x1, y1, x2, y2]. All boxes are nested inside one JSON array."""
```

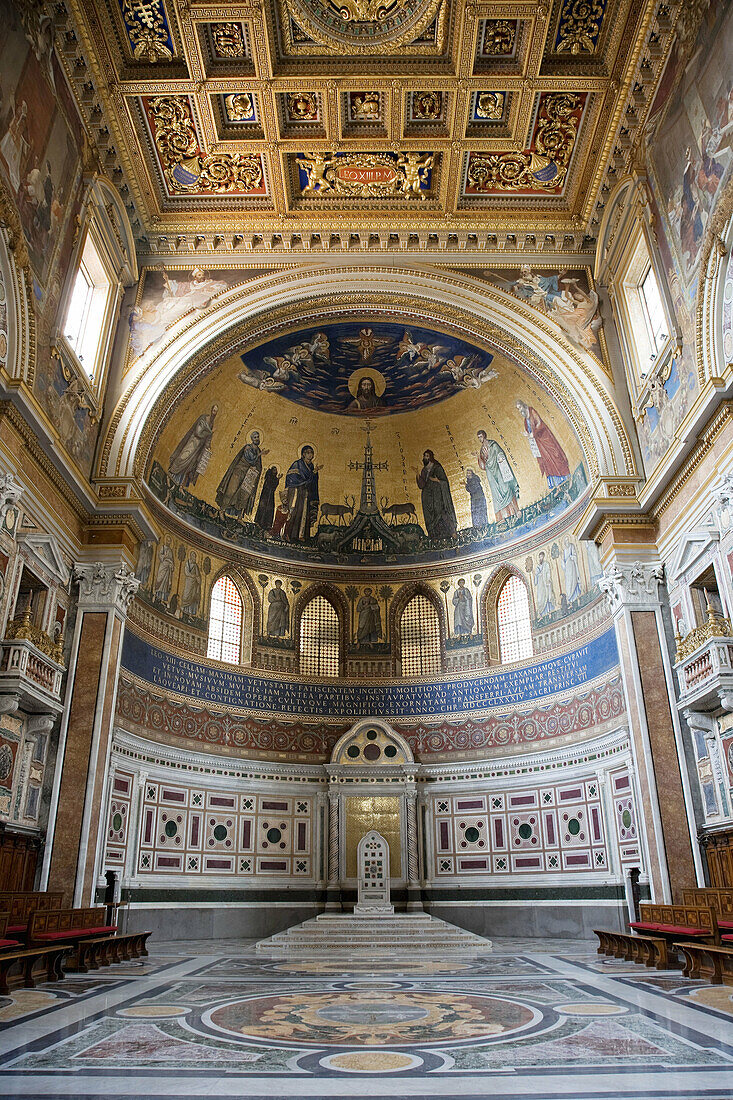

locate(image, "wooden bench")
[[594, 928, 669, 969], [630, 902, 719, 946], [675, 941, 733, 985], [682, 888, 733, 934], [0, 944, 72, 995], [595, 903, 719, 971], [28, 907, 117, 971], [0, 912, 23, 953], [75, 930, 151, 972], [0, 892, 64, 941]]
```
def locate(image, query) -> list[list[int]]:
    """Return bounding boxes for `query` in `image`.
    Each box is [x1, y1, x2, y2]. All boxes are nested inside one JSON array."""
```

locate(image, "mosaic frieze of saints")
[[147, 319, 588, 570]]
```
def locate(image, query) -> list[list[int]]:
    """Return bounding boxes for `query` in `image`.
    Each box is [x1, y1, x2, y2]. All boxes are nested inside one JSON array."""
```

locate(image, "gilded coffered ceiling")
[[60, 0, 666, 243]]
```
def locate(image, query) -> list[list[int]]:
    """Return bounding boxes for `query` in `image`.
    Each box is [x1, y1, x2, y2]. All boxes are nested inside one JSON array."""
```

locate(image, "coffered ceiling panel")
[[66, 0, 656, 237]]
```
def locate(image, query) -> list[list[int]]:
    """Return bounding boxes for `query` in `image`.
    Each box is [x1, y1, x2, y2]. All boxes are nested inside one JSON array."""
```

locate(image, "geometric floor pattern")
[[1, 938, 733, 1099]]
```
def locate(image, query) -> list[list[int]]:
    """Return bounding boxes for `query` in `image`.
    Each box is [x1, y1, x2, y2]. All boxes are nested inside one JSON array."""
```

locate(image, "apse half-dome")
[[146, 318, 588, 567]]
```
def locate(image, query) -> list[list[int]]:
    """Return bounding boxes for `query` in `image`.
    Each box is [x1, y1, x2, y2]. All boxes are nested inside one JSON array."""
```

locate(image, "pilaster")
[[599, 558, 701, 900], [44, 561, 140, 904]]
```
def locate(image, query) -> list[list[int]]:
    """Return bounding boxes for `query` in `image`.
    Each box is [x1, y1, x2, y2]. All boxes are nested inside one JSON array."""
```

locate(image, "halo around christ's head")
[[348, 367, 387, 398]]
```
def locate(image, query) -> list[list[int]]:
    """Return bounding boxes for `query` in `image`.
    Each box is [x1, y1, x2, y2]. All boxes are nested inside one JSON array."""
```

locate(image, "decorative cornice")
[[598, 560, 664, 614], [0, 403, 90, 523], [74, 561, 141, 616]]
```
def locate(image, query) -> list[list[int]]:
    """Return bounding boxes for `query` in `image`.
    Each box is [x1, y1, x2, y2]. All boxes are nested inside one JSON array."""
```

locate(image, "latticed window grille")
[[497, 574, 533, 663], [207, 575, 243, 664], [300, 595, 340, 677], [401, 594, 441, 677]]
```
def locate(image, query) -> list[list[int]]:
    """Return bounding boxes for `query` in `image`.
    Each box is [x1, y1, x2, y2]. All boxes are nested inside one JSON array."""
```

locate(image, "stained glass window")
[[401, 594, 441, 677], [300, 595, 340, 677], [497, 574, 532, 663], [207, 575, 243, 664]]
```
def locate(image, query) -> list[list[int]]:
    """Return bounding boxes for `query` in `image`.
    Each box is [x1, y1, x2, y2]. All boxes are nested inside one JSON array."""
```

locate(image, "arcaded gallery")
[[0, 0, 732, 1096]]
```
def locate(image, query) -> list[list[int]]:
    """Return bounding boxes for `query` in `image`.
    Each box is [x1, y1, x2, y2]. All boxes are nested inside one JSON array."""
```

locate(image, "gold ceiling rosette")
[[281, 0, 444, 52]]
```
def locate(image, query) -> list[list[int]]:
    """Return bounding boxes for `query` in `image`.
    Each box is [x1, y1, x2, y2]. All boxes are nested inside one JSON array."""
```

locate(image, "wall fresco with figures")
[[123, 266, 273, 373], [0, 0, 99, 473], [635, 0, 732, 472], [146, 318, 588, 567], [133, 506, 605, 657], [647, 0, 732, 305], [460, 266, 606, 363]]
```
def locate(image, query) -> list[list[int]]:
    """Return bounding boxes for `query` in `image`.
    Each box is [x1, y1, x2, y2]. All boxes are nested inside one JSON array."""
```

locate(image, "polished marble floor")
[[1, 935, 733, 1099]]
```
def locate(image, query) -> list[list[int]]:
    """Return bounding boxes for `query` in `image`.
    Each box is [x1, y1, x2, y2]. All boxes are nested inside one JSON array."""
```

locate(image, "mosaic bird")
[[342, 328, 390, 363]]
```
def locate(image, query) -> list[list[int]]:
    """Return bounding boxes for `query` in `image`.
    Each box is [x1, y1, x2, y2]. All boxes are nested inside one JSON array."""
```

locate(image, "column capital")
[[74, 562, 141, 617], [0, 471, 23, 518], [598, 560, 664, 614]]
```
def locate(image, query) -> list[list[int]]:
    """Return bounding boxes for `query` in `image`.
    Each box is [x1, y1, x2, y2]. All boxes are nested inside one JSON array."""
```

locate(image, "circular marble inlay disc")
[[555, 1001, 627, 1016], [206, 990, 538, 1046], [322, 1050, 422, 1073]]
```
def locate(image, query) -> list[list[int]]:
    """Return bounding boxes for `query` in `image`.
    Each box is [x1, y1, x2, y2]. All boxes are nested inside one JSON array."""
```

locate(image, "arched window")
[[400, 594, 441, 677], [300, 595, 340, 677], [497, 575, 532, 663], [207, 575, 243, 664]]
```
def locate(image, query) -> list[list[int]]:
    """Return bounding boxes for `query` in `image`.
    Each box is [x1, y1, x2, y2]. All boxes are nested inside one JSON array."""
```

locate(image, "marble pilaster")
[[599, 559, 701, 900], [44, 561, 140, 905]]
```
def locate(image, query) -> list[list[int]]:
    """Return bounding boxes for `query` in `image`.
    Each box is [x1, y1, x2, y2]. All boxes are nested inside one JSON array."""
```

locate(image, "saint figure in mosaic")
[[356, 588, 382, 645], [516, 401, 569, 489], [254, 466, 281, 530], [534, 550, 555, 618], [452, 578, 474, 636], [416, 450, 457, 540], [267, 580, 290, 637], [216, 430, 268, 518], [180, 551, 202, 616], [168, 405, 218, 489], [475, 431, 519, 522], [464, 468, 488, 527], [284, 445, 321, 543], [153, 537, 174, 603]]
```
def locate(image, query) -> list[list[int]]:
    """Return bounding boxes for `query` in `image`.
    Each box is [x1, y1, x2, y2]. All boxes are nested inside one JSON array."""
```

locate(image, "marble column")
[[325, 788, 341, 910], [43, 561, 140, 905], [599, 560, 701, 901], [316, 790, 328, 891], [404, 782, 423, 911]]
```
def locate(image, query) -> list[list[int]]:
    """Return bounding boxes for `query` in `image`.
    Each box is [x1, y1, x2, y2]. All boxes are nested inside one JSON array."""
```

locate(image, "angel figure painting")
[[232, 321, 497, 416], [478, 267, 603, 356]]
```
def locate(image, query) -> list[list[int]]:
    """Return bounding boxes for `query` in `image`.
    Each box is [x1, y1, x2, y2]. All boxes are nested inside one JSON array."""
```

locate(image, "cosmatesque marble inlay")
[[1, 937, 733, 1098]]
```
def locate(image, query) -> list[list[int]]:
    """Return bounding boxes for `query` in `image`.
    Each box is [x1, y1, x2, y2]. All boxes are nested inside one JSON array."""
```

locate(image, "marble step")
[[256, 913, 492, 954]]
